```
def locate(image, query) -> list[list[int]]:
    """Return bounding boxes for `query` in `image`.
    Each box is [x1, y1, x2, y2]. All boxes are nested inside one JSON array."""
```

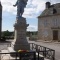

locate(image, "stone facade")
[[38, 2, 60, 41]]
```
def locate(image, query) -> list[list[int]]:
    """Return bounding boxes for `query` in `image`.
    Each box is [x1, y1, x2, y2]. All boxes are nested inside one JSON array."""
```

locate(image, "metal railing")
[[0, 51, 44, 60], [29, 43, 55, 60], [0, 43, 55, 60]]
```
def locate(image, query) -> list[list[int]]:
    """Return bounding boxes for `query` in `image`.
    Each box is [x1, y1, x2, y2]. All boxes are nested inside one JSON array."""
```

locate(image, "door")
[[53, 30, 58, 40]]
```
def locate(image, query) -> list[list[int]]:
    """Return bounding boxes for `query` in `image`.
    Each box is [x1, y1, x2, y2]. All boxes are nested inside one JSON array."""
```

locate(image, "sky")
[[1, 0, 60, 31]]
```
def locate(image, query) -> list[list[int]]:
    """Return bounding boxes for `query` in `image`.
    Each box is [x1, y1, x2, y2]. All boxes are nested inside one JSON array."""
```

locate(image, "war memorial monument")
[[10, 0, 30, 51]]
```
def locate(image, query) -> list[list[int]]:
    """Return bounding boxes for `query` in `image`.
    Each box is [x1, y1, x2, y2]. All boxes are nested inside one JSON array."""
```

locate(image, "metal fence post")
[[34, 52, 36, 60], [32, 43, 33, 50], [53, 50, 55, 60], [16, 52, 18, 60], [38, 51, 39, 60]]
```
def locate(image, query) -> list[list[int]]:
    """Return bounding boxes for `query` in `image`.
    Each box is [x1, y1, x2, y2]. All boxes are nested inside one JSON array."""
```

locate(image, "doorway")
[[53, 30, 58, 40]]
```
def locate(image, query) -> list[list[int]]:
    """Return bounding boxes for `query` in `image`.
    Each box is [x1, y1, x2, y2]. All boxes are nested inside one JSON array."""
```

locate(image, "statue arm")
[[13, 1, 18, 7]]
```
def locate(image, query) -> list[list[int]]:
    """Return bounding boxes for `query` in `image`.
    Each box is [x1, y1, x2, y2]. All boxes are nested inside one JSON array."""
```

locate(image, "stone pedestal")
[[12, 17, 30, 51]]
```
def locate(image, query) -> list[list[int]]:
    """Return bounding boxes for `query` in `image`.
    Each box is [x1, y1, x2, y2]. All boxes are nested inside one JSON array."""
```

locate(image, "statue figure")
[[13, 0, 28, 18]]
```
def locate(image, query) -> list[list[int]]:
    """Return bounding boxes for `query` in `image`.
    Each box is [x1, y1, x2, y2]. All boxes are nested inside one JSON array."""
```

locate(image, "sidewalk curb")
[[36, 40, 60, 44]]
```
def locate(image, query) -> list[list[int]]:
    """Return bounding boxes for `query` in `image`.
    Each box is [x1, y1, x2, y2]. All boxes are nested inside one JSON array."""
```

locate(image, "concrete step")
[[8, 47, 15, 52], [1, 49, 19, 60]]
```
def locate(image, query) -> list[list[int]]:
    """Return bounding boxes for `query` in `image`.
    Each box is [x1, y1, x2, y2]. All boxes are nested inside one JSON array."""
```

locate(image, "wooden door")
[[53, 30, 58, 40]]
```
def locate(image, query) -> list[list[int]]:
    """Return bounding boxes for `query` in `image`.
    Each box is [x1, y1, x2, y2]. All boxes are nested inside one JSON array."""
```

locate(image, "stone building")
[[38, 2, 60, 41], [0, 1, 2, 40]]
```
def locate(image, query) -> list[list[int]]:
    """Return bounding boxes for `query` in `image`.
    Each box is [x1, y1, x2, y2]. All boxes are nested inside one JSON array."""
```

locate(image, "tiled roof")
[[38, 3, 60, 18]]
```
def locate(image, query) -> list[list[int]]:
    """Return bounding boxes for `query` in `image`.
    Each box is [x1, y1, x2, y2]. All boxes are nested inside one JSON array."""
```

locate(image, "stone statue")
[[13, 0, 28, 18]]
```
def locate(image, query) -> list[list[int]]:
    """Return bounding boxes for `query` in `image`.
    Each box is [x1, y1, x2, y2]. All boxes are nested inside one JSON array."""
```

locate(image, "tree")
[[2, 30, 14, 38]]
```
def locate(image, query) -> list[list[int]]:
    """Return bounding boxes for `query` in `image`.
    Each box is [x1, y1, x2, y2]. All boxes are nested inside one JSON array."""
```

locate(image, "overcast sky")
[[1, 0, 60, 31]]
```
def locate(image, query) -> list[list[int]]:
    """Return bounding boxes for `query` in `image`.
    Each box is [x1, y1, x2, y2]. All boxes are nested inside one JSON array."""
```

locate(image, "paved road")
[[28, 41, 60, 60], [0, 41, 11, 51]]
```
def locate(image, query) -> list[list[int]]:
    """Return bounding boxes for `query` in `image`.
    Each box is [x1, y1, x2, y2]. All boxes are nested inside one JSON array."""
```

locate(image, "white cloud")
[[1, 0, 17, 14], [1, 0, 60, 31], [23, 0, 45, 18], [1, 0, 46, 18], [1, 0, 60, 18], [27, 25, 37, 31]]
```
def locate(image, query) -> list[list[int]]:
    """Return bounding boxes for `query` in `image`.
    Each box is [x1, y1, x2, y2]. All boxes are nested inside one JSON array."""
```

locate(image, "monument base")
[[11, 17, 30, 51], [14, 44, 30, 51]]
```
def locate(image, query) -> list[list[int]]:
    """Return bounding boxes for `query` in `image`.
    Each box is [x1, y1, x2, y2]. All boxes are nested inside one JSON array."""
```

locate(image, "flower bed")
[[18, 50, 30, 57], [18, 50, 29, 52]]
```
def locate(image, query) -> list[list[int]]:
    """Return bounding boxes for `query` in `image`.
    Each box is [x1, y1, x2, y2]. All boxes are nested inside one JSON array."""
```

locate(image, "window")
[[53, 19, 58, 26], [44, 20, 48, 27]]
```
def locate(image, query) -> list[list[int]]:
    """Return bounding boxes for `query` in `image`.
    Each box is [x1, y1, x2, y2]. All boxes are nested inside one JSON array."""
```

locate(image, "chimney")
[[46, 2, 51, 9]]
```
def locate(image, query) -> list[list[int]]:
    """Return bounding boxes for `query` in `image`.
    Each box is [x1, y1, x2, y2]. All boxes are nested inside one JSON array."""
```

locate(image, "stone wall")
[[38, 15, 60, 41]]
